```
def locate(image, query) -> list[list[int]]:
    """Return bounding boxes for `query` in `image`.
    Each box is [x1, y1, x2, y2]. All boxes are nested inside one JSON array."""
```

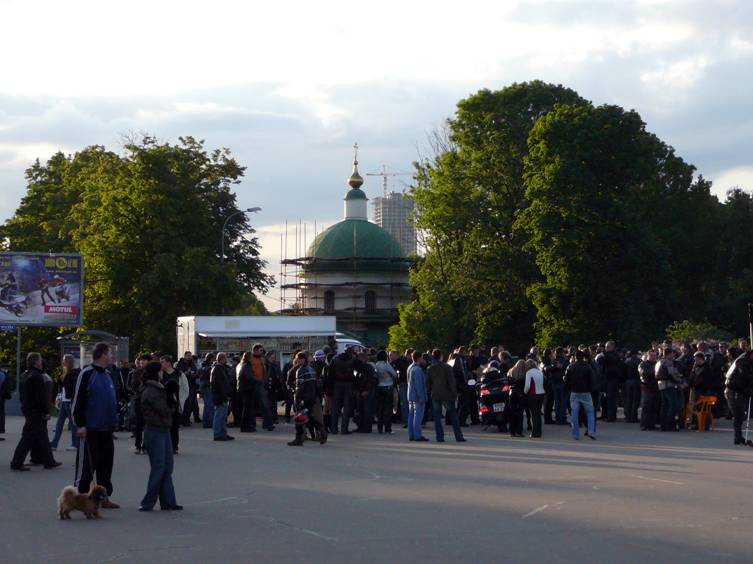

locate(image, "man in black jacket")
[[623, 350, 642, 423], [211, 353, 234, 441], [639, 350, 659, 430], [330, 348, 356, 435], [602, 341, 624, 422], [564, 350, 596, 440], [10, 353, 60, 470], [724, 349, 753, 445]]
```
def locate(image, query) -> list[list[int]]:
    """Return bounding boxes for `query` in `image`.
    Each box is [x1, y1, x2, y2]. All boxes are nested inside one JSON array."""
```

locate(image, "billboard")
[[0, 253, 83, 327]]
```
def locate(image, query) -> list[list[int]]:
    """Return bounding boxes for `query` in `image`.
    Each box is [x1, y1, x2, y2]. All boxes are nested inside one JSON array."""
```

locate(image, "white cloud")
[[711, 166, 753, 196], [0, 142, 70, 169], [1, 0, 753, 302]]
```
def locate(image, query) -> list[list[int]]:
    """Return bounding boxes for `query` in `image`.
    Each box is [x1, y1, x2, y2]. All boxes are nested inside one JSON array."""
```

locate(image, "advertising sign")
[[0, 253, 83, 327]]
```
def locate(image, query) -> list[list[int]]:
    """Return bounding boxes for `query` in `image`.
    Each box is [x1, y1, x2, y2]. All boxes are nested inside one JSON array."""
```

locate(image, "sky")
[[1, 0, 752, 311]]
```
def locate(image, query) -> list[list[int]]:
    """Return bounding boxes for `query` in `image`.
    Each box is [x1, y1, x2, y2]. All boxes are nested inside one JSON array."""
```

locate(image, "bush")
[[665, 320, 733, 343]]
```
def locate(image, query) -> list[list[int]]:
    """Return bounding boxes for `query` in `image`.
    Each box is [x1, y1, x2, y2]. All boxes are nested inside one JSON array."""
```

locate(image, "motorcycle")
[[0, 293, 30, 317], [478, 369, 512, 432]]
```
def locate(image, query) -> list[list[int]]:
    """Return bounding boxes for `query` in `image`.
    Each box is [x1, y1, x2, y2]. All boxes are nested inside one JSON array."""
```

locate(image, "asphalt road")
[[1, 414, 752, 564]]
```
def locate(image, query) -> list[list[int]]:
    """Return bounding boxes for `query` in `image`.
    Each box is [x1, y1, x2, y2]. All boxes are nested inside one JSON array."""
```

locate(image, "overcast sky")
[[1, 0, 752, 310]]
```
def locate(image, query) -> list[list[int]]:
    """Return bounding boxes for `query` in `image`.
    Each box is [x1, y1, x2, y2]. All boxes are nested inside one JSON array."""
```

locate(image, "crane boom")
[[366, 165, 413, 196]]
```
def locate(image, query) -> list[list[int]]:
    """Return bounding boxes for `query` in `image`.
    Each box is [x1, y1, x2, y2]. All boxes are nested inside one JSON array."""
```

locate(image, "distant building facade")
[[372, 192, 417, 256]]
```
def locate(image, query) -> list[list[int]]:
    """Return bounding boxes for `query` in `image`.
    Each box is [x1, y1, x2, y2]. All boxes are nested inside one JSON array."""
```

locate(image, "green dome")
[[344, 187, 367, 201], [305, 219, 407, 273]]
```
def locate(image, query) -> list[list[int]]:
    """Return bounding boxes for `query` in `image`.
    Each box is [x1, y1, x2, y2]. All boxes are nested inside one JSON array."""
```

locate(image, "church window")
[[324, 290, 335, 314], [365, 290, 376, 313]]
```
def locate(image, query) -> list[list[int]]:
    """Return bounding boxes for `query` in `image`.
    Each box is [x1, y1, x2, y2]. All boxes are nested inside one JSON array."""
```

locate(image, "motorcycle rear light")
[[480, 406, 490, 413], [480, 389, 490, 396], [503, 386, 510, 392]]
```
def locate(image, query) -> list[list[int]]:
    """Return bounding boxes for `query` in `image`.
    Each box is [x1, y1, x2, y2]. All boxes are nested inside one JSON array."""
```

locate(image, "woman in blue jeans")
[[139, 362, 181, 511], [50, 355, 79, 451]]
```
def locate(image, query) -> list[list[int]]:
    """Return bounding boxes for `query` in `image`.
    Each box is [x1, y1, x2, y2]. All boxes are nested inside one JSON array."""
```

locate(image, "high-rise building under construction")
[[372, 192, 417, 256]]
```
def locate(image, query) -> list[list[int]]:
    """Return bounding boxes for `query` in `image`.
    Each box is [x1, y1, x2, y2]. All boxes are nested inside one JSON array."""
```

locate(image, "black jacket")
[[602, 351, 624, 382], [210, 363, 231, 405], [330, 353, 355, 383], [563, 361, 593, 394], [199, 361, 213, 385], [237, 363, 254, 394], [162, 370, 181, 414], [141, 381, 172, 429], [393, 356, 410, 386], [639, 360, 658, 391], [691, 362, 714, 397], [20, 368, 50, 417], [62, 368, 79, 400], [725, 353, 753, 393], [624, 355, 641, 381]]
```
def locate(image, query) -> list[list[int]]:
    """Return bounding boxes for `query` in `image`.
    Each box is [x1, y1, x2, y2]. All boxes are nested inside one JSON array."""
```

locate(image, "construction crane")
[[366, 165, 413, 197]]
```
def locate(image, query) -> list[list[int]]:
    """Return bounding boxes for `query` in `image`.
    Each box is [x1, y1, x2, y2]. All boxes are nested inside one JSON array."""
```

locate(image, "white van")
[[335, 333, 364, 353]]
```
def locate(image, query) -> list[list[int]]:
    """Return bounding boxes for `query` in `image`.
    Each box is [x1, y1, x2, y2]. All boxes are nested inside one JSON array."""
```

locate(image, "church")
[[281, 148, 412, 346]]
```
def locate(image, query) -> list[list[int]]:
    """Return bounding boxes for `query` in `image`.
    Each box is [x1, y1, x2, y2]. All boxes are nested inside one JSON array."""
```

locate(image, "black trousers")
[[527, 394, 544, 437], [134, 398, 145, 449], [458, 387, 479, 425], [75, 430, 114, 496], [725, 389, 750, 442], [357, 389, 374, 432], [543, 390, 555, 423], [375, 386, 393, 432], [170, 408, 180, 451], [182, 386, 201, 425], [0, 397, 5, 433], [11, 415, 55, 468], [605, 379, 619, 421], [240, 390, 255, 431], [640, 388, 659, 429]]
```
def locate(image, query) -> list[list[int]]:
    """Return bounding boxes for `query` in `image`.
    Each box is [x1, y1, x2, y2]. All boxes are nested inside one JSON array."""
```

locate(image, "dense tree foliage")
[[389, 81, 587, 353], [0, 136, 270, 368], [391, 81, 753, 353]]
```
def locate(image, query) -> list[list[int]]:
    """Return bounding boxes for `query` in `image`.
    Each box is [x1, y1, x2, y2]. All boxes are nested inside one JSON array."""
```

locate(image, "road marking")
[[629, 474, 685, 485], [522, 504, 549, 519], [193, 496, 248, 505]]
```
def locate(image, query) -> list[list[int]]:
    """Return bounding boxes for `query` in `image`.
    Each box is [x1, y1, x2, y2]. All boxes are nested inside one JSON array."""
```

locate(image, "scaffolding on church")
[[277, 220, 413, 318]]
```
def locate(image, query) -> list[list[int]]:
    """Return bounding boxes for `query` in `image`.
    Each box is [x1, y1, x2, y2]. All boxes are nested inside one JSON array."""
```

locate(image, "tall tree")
[[515, 103, 702, 347], [391, 81, 587, 353], [0, 136, 271, 355]]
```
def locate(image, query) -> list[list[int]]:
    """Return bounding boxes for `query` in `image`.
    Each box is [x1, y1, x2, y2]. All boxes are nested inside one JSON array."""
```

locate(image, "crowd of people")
[[2, 336, 752, 512]]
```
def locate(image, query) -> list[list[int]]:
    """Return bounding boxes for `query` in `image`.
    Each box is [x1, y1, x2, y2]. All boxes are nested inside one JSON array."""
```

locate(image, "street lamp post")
[[220, 207, 261, 315], [221, 207, 261, 262]]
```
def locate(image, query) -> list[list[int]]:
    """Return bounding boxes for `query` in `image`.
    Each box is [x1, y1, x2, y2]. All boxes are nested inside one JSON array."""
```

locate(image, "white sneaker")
[[65, 446, 78, 451]]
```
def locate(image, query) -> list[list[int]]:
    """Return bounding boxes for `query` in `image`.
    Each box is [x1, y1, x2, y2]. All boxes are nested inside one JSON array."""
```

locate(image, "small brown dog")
[[57, 485, 108, 520]]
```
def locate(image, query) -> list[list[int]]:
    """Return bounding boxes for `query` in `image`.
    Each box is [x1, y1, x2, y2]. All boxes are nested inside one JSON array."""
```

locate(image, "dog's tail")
[[60, 485, 78, 502]]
